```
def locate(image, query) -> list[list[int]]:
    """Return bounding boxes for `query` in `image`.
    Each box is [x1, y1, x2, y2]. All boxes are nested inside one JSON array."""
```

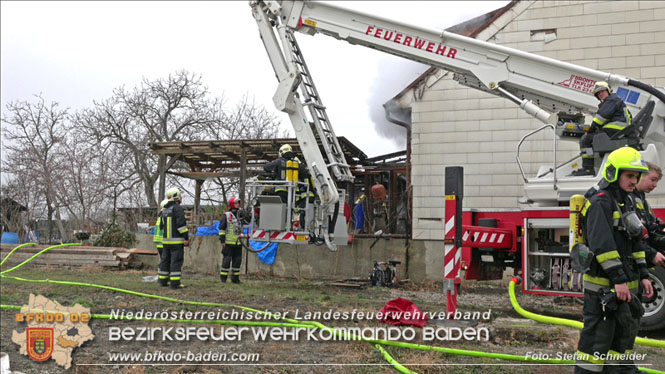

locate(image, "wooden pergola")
[[149, 137, 368, 218]]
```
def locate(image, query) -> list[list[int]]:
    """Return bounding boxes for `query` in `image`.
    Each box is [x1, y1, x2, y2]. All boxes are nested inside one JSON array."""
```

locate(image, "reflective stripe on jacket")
[[219, 211, 242, 245], [153, 215, 164, 248], [581, 186, 649, 291], [161, 202, 188, 245], [592, 93, 632, 131]]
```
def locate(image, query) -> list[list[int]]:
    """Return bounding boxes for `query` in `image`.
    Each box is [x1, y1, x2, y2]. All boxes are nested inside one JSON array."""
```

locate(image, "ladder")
[[285, 30, 355, 183]]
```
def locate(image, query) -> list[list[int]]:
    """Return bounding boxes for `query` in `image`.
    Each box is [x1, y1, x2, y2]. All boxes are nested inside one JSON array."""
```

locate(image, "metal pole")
[[444, 166, 463, 316]]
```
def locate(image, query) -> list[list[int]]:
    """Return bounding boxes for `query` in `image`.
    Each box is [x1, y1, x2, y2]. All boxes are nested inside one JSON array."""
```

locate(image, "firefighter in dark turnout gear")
[[159, 188, 189, 289], [631, 161, 665, 267], [575, 147, 654, 374], [219, 196, 247, 284], [264, 144, 308, 204], [571, 82, 634, 176]]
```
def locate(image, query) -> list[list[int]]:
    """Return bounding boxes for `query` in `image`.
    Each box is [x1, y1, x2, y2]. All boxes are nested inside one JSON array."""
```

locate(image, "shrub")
[[93, 224, 135, 248]]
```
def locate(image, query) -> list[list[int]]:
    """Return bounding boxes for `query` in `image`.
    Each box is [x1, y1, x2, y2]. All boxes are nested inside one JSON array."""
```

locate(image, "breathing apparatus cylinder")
[[569, 194, 593, 274], [569, 194, 586, 250], [286, 160, 294, 182]]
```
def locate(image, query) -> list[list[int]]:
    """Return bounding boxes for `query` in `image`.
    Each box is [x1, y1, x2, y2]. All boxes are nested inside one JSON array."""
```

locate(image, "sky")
[[1, 1, 509, 158]]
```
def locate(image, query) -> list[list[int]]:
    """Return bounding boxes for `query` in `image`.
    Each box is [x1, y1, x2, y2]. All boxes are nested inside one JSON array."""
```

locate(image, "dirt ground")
[[1, 266, 663, 374]]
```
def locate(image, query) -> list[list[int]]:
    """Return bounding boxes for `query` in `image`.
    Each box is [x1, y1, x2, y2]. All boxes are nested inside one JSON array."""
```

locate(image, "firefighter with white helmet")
[[218, 196, 247, 284], [571, 81, 634, 176], [575, 147, 653, 373], [159, 187, 189, 289]]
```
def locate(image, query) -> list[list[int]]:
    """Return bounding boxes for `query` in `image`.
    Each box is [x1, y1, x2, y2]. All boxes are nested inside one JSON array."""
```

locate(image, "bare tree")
[[196, 94, 287, 207], [211, 93, 286, 140], [2, 95, 69, 242], [77, 70, 224, 208]]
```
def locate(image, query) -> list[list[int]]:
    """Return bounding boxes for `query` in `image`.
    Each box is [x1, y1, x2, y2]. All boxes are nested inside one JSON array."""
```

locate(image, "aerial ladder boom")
[[249, 0, 665, 249], [254, 0, 665, 167]]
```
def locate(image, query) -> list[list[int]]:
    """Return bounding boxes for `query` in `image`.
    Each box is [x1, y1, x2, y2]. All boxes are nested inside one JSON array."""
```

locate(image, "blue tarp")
[[353, 203, 364, 230], [194, 221, 221, 236], [194, 223, 278, 264], [253, 241, 279, 265]]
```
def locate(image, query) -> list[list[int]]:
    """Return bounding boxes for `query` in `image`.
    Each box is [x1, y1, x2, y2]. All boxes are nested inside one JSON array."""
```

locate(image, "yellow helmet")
[[593, 81, 611, 98], [602, 147, 648, 183], [166, 187, 181, 202], [279, 144, 293, 157], [160, 199, 169, 209]]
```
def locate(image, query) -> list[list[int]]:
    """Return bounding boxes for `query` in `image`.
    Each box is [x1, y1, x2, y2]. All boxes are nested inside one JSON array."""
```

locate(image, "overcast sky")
[[1, 1, 508, 157]]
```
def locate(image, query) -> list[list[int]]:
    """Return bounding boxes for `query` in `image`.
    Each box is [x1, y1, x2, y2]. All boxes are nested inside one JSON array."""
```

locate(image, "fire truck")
[[247, 1, 665, 330]]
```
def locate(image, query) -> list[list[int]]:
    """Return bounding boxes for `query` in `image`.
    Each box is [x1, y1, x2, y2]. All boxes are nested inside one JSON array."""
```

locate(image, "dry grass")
[[120, 366, 146, 374], [80, 264, 106, 273], [399, 349, 444, 374]]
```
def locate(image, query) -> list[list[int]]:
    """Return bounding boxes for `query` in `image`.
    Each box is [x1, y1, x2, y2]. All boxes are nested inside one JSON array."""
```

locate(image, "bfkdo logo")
[[26, 327, 54, 362], [12, 294, 95, 369]]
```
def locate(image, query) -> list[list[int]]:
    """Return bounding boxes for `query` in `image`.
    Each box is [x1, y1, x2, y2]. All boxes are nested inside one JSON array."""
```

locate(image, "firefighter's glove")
[[599, 289, 618, 317], [628, 293, 645, 319]]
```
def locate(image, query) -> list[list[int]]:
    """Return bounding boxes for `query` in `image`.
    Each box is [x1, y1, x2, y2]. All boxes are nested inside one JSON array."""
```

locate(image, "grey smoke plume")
[[367, 56, 429, 148]]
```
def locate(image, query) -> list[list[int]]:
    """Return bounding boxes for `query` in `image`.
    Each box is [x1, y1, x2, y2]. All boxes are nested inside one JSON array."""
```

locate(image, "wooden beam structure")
[[149, 137, 410, 236]]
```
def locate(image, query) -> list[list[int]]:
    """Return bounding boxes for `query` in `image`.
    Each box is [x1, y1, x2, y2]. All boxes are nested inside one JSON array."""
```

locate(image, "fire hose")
[[508, 277, 665, 350], [1, 243, 664, 373]]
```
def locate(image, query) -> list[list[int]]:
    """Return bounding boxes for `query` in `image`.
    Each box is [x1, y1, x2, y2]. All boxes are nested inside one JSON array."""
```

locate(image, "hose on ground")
[[508, 278, 665, 349], [1, 243, 663, 373]]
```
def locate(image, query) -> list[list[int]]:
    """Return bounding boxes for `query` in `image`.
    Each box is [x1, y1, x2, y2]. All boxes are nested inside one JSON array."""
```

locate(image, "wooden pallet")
[[0, 244, 135, 268]]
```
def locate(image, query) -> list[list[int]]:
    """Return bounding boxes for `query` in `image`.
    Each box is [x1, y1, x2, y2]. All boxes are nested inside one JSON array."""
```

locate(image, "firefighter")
[[219, 196, 247, 284], [575, 147, 654, 374], [632, 161, 665, 267], [571, 81, 634, 176], [153, 199, 168, 284], [159, 188, 189, 289], [264, 144, 307, 204]]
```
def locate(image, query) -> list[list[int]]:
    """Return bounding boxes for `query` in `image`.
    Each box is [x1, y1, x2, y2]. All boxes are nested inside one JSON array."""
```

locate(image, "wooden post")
[[239, 147, 247, 204], [195, 179, 203, 225]]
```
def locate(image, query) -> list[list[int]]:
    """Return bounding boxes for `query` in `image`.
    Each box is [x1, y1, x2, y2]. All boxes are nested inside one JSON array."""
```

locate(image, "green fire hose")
[[1, 243, 663, 373], [508, 277, 665, 349]]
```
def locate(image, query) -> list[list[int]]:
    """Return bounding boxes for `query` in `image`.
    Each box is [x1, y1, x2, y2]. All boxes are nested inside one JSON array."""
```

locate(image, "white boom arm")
[[252, 0, 665, 170]]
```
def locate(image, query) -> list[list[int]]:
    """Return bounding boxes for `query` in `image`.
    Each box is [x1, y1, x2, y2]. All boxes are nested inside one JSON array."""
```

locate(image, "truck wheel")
[[641, 267, 665, 331]]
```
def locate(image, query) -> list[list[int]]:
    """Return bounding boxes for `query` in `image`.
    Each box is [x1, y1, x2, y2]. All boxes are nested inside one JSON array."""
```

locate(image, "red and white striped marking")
[[444, 216, 456, 278], [460, 227, 512, 248], [251, 230, 309, 243]]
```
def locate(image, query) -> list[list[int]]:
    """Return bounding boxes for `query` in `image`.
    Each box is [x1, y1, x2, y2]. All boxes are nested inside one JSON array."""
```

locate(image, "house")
[[388, 0, 665, 240]]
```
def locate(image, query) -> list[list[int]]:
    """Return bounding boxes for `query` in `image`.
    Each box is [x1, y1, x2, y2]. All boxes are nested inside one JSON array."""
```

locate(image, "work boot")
[[231, 274, 241, 284], [158, 277, 169, 287], [220, 274, 228, 284], [570, 158, 595, 176], [169, 280, 185, 289], [569, 168, 595, 176]]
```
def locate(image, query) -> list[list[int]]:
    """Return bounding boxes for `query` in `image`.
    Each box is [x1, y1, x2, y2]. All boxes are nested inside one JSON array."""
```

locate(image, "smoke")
[[367, 56, 429, 148]]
